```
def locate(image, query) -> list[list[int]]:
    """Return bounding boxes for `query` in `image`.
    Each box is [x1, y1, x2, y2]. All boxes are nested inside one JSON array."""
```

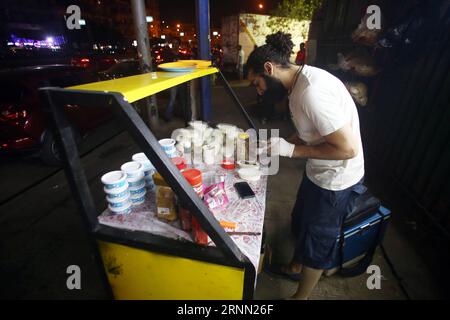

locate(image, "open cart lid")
[[67, 64, 218, 103]]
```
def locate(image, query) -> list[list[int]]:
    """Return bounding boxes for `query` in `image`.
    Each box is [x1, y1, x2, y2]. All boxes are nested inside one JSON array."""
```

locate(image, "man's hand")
[[268, 137, 296, 158]]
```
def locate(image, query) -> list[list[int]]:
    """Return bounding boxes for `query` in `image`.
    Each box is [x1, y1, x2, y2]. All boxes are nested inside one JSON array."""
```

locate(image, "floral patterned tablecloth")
[[98, 165, 268, 273]]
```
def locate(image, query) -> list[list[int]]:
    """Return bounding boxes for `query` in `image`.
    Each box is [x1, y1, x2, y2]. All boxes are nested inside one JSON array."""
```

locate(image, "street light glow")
[[146, 16, 154, 23], [161, 35, 166, 39], [180, 32, 185, 36], [212, 31, 218, 36], [259, 3, 264, 9]]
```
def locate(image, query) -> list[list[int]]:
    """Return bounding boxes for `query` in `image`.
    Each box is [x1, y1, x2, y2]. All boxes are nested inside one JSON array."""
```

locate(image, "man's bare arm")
[[287, 133, 305, 145], [291, 124, 359, 160]]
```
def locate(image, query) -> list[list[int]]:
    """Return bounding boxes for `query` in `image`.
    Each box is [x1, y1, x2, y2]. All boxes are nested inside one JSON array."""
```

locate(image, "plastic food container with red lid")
[[182, 169, 203, 197], [221, 160, 236, 170], [172, 157, 187, 171]]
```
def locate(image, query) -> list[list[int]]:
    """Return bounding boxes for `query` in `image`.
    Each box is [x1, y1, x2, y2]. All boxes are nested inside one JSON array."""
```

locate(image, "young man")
[[163, 38, 181, 122], [237, 45, 245, 80], [295, 42, 306, 66], [247, 32, 365, 299]]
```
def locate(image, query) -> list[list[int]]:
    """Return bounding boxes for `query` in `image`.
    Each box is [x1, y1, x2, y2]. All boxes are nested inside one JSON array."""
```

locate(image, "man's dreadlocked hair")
[[246, 32, 295, 75]]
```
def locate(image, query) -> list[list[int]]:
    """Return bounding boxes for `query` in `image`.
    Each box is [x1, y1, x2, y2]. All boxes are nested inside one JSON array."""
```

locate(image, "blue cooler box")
[[327, 192, 391, 276]]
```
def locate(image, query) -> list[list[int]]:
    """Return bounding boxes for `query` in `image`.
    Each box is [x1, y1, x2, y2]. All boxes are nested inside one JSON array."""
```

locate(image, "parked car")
[[99, 59, 143, 80], [98, 46, 194, 81], [70, 52, 118, 72], [0, 65, 112, 165]]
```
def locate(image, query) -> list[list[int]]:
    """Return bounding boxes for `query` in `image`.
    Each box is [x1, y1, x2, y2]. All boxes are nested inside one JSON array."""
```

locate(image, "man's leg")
[[289, 267, 324, 300], [164, 86, 178, 120]]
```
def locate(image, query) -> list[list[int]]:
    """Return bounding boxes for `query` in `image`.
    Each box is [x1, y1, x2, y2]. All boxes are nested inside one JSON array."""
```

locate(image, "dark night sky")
[[157, 0, 281, 28]]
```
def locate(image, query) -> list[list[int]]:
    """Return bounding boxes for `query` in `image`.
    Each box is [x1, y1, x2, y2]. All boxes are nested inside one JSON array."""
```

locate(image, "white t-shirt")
[[289, 65, 365, 191]]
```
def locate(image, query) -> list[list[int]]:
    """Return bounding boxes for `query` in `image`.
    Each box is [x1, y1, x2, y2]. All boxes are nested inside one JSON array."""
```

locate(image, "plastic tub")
[[109, 201, 132, 215], [159, 139, 176, 152], [131, 196, 146, 206], [121, 161, 144, 178], [108, 198, 131, 209], [132, 153, 155, 171], [103, 183, 129, 195], [221, 160, 236, 170], [126, 172, 145, 183], [238, 168, 262, 182], [128, 179, 146, 189], [101, 171, 127, 190], [106, 190, 130, 200], [129, 187, 147, 198], [172, 157, 187, 170], [107, 194, 131, 207]]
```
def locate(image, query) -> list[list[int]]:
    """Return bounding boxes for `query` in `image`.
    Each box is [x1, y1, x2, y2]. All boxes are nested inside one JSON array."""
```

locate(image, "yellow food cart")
[[40, 62, 265, 300]]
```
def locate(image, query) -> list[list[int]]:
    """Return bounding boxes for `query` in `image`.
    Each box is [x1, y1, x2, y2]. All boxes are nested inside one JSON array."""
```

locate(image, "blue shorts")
[[291, 174, 365, 270]]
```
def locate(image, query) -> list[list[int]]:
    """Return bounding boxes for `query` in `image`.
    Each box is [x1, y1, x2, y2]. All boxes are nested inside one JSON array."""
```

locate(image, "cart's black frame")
[[40, 70, 260, 300]]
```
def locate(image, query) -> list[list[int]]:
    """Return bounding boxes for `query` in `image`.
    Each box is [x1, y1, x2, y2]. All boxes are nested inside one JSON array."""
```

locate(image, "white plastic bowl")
[[107, 192, 130, 204], [104, 183, 128, 195], [121, 161, 143, 178], [238, 168, 262, 182], [128, 179, 146, 189], [109, 201, 132, 214], [101, 171, 127, 189], [237, 160, 260, 170], [132, 153, 154, 170]]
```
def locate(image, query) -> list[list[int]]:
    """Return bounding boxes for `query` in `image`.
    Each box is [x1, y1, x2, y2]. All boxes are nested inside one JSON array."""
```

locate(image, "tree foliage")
[[271, 0, 323, 20], [267, 0, 323, 33]]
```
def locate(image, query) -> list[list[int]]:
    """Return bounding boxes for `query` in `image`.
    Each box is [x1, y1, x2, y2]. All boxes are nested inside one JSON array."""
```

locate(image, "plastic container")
[[103, 183, 128, 195], [182, 169, 203, 197], [144, 175, 156, 191], [179, 169, 203, 233], [108, 201, 132, 215], [129, 187, 147, 199], [203, 145, 216, 165], [130, 196, 146, 206], [172, 157, 187, 171], [159, 139, 177, 158], [238, 168, 262, 182], [237, 133, 250, 162], [121, 161, 144, 179], [221, 160, 236, 170], [128, 179, 146, 189], [156, 186, 177, 221], [182, 140, 192, 164], [107, 193, 131, 206], [101, 171, 127, 190], [106, 189, 130, 200], [132, 153, 155, 172]]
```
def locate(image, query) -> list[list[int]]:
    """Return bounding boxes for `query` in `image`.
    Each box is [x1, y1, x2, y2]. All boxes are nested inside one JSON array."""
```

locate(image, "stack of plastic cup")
[[121, 161, 147, 206], [101, 171, 132, 215], [159, 139, 177, 158], [132, 153, 156, 191]]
